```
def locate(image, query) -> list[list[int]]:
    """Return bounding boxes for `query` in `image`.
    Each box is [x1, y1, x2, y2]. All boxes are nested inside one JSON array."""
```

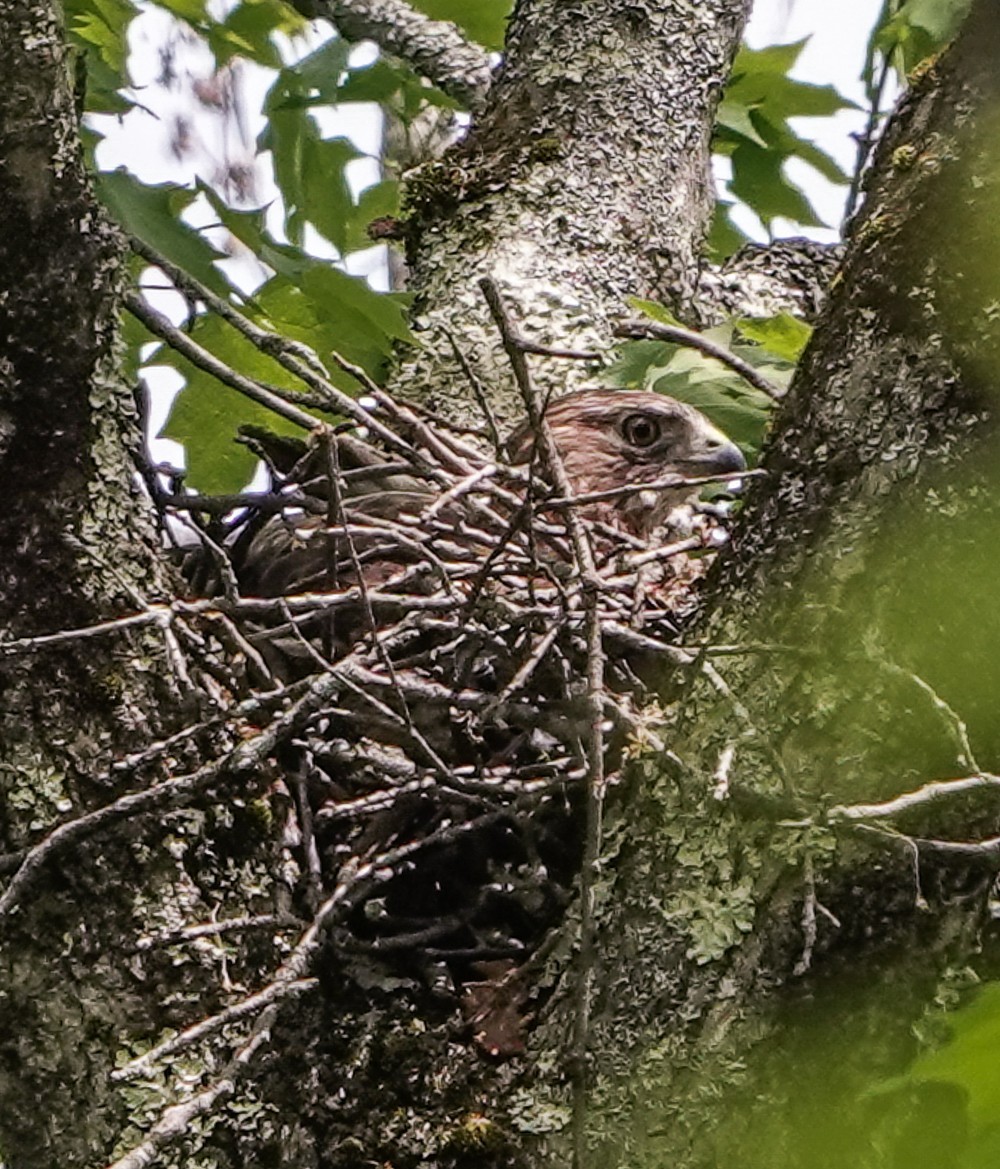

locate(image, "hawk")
[[233, 388, 745, 600]]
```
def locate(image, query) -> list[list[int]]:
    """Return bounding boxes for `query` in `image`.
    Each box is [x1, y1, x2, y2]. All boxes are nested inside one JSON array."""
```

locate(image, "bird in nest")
[[229, 388, 745, 596], [183, 388, 745, 673]]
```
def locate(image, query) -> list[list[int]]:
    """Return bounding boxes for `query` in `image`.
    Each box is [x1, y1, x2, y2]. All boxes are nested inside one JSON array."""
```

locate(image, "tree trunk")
[[394, 0, 751, 426], [0, 7, 290, 1166], [3, 0, 1000, 1167], [538, 3, 1000, 1164]]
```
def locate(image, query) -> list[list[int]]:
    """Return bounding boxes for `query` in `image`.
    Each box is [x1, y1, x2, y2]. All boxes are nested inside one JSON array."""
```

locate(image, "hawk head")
[[505, 388, 746, 537]]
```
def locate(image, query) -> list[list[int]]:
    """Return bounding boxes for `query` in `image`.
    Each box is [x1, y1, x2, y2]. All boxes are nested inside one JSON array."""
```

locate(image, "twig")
[[130, 241, 432, 469], [712, 743, 736, 802], [0, 609, 163, 656], [483, 619, 566, 715], [877, 663, 980, 774], [0, 655, 418, 920], [844, 51, 891, 226], [133, 913, 303, 953], [445, 328, 503, 452], [615, 318, 784, 401], [792, 854, 817, 976], [476, 277, 606, 1169], [830, 773, 1000, 822], [104, 1008, 278, 1169], [104, 813, 507, 1167], [546, 468, 763, 512], [516, 339, 603, 361], [111, 977, 317, 1083], [126, 291, 325, 434]]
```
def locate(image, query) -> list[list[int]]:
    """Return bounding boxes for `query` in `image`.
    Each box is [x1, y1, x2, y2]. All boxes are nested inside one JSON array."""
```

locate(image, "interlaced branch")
[[7, 260, 758, 1160]]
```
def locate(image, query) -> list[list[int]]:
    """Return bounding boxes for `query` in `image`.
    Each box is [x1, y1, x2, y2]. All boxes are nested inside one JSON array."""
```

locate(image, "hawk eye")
[[621, 413, 661, 449]]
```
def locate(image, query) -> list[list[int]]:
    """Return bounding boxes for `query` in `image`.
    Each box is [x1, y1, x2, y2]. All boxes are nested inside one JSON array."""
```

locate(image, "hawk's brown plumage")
[[230, 388, 744, 602]]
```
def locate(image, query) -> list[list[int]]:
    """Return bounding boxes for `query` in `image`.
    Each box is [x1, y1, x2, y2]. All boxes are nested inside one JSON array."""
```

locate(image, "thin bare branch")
[[477, 276, 607, 1168], [615, 318, 785, 401], [104, 813, 507, 1167], [126, 291, 324, 433], [831, 773, 1000, 822]]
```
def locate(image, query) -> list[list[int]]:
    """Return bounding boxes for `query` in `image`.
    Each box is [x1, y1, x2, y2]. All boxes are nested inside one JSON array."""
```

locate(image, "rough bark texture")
[[394, 0, 752, 426], [3, 0, 999, 1166], [294, 0, 493, 111], [528, 4, 1000, 1163], [0, 7, 283, 1167]]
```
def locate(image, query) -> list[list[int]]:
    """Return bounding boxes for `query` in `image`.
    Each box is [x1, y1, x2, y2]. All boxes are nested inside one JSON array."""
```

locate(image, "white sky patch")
[[737, 0, 896, 238]]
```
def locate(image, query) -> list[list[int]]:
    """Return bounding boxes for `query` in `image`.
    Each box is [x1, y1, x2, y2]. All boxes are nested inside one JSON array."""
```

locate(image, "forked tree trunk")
[[2, 0, 999, 1167]]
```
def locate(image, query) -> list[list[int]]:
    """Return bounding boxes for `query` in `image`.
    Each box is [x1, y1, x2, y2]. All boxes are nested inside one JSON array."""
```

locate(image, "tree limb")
[[290, 0, 493, 111]]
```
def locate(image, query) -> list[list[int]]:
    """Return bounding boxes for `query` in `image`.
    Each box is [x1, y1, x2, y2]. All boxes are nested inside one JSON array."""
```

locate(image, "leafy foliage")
[[713, 40, 858, 249], [867, 0, 973, 82], [65, 0, 902, 486], [874, 979, 1000, 1168], [408, 0, 512, 51], [64, 0, 138, 115], [97, 172, 231, 297], [607, 300, 811, 463], [71, 1, 430, 490]]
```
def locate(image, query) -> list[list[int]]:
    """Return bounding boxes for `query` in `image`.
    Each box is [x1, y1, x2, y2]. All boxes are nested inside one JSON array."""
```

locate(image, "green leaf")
[[732, 38, 808, 76], [716, 40, 858, 232], [265, 37, 353, 112], [300, 265, 414, 351], [206, 0, 305, 68], [263, 42, 376, 252], [406, 0, 512, 51], [737, 313, 813, 363], [196, 184, 316, 281], [606, 318, 795, 461], [604, 340, 675, 389], [726, 40, 860, 113], [706, 202, 751, 262], [96, 171, 232, 297], [156, 260, 414, 490], [871, 0, 971, 79], [898, 0, 971, 44], [625, 298, 682, 327], [337, 58, 410, 104], [157, 311, 317, 493], [342, 180, 402, 253], [64, 0, 137, 115], [252, 275, 401, 385], [867, 981, 1000, 1168], [649, 368, 772, 458], [729, 141, 825, 229], [302, 135, 361, 253], [716, 98, 770, 149]]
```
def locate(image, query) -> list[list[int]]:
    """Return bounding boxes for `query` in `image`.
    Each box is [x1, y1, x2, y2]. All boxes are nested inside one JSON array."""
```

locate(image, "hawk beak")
[[688, 439, 747, 491]]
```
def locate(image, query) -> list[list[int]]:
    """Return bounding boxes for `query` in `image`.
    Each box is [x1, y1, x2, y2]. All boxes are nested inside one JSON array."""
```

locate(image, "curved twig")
[[615, 318, 785, 401]]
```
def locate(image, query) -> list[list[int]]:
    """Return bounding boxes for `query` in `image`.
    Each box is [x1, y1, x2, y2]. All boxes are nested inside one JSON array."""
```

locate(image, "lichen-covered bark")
[[0, 7, 285, 1168], [295, 0, 493, 111], [395, 0, 752, 426], [528, 3, 1000, 1163], [5, 0, 998, 1166]]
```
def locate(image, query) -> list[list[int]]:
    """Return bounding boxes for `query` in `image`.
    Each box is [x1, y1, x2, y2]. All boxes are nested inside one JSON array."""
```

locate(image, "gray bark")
[[394, 0, 752, 427], [293, 0, 494, 111], [0, 6, 283, 1167]]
